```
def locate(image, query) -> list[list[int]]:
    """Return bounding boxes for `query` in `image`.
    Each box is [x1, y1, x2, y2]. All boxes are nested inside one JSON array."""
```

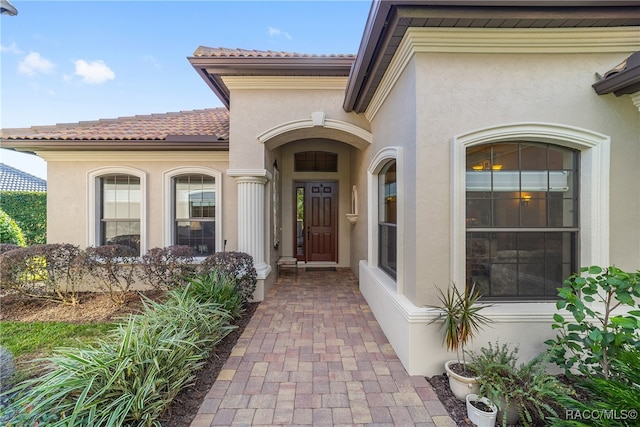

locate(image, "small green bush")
[[185, 270, 244, 318], [3, 285, 236, 426], [0, 209, 25, 246], [551, 347, 640, 427], [199, 251, 257, 305], [0, 191, 46, 245], [546, 266, 640, 379], [470, 341, 570, 426]]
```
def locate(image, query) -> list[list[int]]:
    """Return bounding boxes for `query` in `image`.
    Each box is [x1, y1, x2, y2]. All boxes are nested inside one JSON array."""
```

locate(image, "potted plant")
[[428, 282, 492, 400], [465, 393, 497, 427], [469, 341, 570, 426]]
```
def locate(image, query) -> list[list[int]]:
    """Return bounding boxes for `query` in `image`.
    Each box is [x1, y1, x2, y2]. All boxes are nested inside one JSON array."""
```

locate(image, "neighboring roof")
[[592, 51, 640, 96], [344, 0, 640, 113], [189, 48, 356, 108], [0, 163, 46, 192], [1, 108, 229, 152]]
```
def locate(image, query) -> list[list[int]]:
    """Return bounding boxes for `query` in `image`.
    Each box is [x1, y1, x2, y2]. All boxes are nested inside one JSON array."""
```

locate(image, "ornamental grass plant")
[[2, 273, 240, 427]]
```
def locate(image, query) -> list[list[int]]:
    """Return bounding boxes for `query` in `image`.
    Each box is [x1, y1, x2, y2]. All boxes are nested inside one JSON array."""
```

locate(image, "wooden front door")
[[294, 181, 337, 262]]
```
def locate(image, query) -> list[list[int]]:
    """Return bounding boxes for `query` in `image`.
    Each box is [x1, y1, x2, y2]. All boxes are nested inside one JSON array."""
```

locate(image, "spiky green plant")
[[428, 282, 492, 372], [185, 269, 244, 318], [2, 285, 236, 426]]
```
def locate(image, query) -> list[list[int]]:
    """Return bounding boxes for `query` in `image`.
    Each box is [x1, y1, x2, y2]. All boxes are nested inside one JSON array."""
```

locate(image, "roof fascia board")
[[364, 26, 640, 121], [0, 139, 229, 151], [36, 151, 230, 163]]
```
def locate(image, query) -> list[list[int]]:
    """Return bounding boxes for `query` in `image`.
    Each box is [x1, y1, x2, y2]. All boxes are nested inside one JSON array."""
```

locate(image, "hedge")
[[0, 191, 46, 245]]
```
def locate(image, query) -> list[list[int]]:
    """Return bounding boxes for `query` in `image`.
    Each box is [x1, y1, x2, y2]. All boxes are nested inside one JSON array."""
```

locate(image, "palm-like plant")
[[429, 283, 492, 373]]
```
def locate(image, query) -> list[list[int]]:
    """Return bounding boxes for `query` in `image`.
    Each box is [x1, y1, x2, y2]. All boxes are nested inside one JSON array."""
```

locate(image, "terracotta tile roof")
[[193, 46, 355, 60], [1, 108, 229, 141], [0, 163, 46, 192]]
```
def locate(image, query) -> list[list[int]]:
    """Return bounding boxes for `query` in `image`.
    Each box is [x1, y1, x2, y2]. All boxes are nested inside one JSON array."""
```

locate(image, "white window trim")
[[451, 122, 611, 297], [87, 167, 147, 254], [368, 147, 404, 293], [163, 167, 223, 256]]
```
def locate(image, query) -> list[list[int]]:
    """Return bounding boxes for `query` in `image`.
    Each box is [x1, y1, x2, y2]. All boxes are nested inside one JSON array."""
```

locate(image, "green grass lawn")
[[0, 321, 115, 358]]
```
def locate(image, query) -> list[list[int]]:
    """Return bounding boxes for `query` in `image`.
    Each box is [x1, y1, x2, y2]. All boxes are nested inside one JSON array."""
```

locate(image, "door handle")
[[307, 226, 310, 239]]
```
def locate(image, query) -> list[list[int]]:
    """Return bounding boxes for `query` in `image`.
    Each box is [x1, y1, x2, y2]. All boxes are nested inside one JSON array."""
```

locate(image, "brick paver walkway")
[[190, 268, 455, 426]]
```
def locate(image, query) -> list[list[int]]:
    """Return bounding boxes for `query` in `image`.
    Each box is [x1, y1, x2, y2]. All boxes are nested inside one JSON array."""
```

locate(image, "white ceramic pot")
[[466, 394, 497, 427], [444, 359, 480, 400]]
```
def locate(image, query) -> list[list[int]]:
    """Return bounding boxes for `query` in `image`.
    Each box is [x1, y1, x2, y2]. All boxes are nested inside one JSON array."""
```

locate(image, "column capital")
[[227, 168, 272, 181]]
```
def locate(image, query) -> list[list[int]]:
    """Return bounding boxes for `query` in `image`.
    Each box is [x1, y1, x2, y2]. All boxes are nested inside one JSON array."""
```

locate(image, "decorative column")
[[228, 170, 272, 279]]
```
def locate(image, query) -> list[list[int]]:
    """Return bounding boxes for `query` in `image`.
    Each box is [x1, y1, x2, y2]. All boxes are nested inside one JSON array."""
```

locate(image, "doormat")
[[304, 267, 337, 272]]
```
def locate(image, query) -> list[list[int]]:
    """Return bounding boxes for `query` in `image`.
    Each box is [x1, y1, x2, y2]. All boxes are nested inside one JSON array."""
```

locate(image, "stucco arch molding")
[[257, 112, 372, 150]]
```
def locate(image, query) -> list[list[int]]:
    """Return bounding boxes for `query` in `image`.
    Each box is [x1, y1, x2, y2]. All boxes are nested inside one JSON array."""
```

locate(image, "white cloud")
[[142, 54, 162, 70], [267, 26, 292, 40], [0, 42, 23, 55], [73, 59, 115, 84], [18, 52, 55, 76]]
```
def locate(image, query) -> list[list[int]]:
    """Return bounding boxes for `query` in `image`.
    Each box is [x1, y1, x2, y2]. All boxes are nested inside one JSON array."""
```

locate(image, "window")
[[379, 160, 397, 279], [100, 174, 141, 253], [174, 174, 216, 256], [294, 151, 338, 172], [466, 142, 578, 299]]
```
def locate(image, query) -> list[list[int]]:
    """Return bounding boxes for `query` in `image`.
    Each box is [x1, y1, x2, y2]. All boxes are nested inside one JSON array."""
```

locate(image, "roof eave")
[[0, 139, 230, 152], [188, 54, 355, 109], [343, 0, 640, 113]]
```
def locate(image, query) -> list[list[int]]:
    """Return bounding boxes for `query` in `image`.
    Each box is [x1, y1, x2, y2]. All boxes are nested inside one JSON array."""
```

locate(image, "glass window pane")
[[520, 144, 547, 170], [466, 198, 491, 227], [173, 174, 216, 253], [492, 144, 519, 170]]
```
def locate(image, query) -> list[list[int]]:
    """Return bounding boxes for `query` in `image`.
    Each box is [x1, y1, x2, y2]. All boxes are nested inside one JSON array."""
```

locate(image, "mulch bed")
[[159, 302, 259, 427]]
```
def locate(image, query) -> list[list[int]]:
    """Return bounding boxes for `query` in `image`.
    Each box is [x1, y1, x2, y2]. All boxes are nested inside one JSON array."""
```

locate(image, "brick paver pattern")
[[190, 269, 455, 427]]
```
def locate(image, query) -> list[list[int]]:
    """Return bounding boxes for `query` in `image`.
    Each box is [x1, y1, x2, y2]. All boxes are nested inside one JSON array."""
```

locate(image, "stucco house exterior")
[[2, 0, 639, 376]]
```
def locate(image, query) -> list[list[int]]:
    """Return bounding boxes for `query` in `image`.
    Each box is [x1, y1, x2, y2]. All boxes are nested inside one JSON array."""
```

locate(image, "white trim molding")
[[367, 146, 404, 294], [162, 167, 223, 255], [257, 113, 372, 151], [365, 27, 640, 121], [451, 122, 611, 288], [87, 166, 147, 254]]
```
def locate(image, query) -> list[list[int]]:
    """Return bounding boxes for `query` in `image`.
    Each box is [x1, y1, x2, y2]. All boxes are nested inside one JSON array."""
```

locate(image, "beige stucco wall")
[[41, 151, 235, 252], [359, 34, 640, 375], [414, 50, 640, 299], [226, 83, 371, 278]]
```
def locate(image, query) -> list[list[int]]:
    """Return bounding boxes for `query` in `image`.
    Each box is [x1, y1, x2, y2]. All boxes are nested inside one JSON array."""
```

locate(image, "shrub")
[[470, 341, 570, 426], [199, 251, 257, 305], [0, 243, 20, 254], [3, 286, 236, 426], [551, 347, 640, 427], [0, 191, 46, 245], [0, 209, 25, 246], [138, 245, 196, 290], [546, 266, 640, 379], [0, 244, 84, 305], [0, 346, 15, 391], [185, 270, 244, 318], [83, 245, 139, 304]]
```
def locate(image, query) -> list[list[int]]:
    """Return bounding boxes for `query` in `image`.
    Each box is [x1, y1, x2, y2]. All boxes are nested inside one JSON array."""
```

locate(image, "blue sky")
[[1, 0, 371, 179]]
